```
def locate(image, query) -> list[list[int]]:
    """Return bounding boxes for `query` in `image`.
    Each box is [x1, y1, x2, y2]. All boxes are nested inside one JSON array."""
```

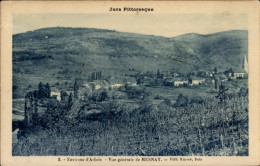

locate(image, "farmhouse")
[[173, 78, 189, 87], [172, 77, 205, 87], [93, 80, 109, 90], [83, 80, 109, 91], [51, 91, 61, 101], [123, 77, 137, 86], [106, 76, 124, 88], [190, 79, 205, 86], [174, 81, 188, 86], [233, 72, 247, 79], [83, 82, 92, 89]]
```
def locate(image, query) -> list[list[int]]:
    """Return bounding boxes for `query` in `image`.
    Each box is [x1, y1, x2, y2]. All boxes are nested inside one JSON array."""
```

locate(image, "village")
[[50, 56, 248, 103], [12, 56, 249, 156], [11, 25, 250, 156], [12, 55, 248, 128]]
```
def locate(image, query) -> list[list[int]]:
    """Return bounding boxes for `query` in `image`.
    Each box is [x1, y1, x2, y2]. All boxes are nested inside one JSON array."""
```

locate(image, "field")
[[12, 93, 248, 156]]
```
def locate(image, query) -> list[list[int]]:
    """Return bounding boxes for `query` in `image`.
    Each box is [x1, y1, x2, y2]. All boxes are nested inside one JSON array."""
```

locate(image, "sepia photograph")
[[1, 1, 259, 166]]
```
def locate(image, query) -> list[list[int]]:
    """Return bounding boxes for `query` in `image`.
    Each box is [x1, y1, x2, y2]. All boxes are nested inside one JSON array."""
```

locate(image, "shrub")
[[175, 94, 189, 107], [163, 98, 171, 106], [238, 87, 248, 97]]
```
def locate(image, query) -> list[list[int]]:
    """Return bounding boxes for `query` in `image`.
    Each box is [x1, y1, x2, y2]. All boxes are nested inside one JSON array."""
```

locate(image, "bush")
[[154, 95, 163, 100], [175, 94, 189, 107], [125, 85, 149, 99], [238, 87, 248, 97], [163, 98, 171, 106], [90, 89, 109, 102], [189, 95, 204, 104]]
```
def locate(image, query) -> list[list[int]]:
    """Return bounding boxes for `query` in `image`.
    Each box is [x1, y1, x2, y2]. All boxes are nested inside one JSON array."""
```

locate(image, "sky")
[[13, 13, 247, 37]]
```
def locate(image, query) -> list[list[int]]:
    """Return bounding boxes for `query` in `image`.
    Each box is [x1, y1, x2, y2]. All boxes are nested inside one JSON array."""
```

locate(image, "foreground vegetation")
[[13, 93, 248, 156]]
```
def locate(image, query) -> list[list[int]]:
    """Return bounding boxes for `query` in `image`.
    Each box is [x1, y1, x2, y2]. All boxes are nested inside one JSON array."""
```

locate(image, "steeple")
[[244, 55, 248, 73]]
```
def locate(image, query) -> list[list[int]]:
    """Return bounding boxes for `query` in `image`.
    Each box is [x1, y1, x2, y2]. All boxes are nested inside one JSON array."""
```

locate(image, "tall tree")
[[229, 68, 234, 77], [60, 90, 68, 101], [157, 69, 161, 78], [24, 91, 38, 127], [91, 72, 96, 81], [214, 67, 218, 73], [188, 76, 192, 84], [24, 97, 30, 127], [214, 78, 218, 90], [216, 82, 228, 103], [99, 71, 102, 79], [38, 82, 44, 90], [68, 92, 73, 107], [74, 81, 79, 99], [45, 83, 51, 98], [32, 91, 38, 125], [100, 90, 108, 102], [38, 82, 45, 98]]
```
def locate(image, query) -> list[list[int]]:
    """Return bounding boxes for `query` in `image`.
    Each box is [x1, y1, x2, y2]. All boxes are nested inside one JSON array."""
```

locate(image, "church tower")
[[244, 55, 248, 73]]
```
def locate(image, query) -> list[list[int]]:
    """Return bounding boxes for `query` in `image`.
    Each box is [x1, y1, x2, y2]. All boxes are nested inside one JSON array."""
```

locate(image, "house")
[[83, 82, 95, 90], [93, 80, 109, 90], [106, 76, 124, 88], [123, 77, 137, 86], [83, 80, 109, 91], [83, 83, 91, 88], [187, 76, 205, 86], [190, 79, 205, 85], [172, 76, 205, 87], [173, 78, 189, 87], [233, 72, 247, 79], [174, 81, 188, 86], [51, 91, 61, 101]]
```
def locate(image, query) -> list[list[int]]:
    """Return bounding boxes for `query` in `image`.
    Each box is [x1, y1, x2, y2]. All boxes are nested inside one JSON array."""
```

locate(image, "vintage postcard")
[[1, 1, 259, 166]]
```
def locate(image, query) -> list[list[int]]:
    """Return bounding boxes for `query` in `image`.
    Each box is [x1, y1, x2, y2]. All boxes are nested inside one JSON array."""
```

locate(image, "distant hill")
[[12, 27, 248, 97]]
